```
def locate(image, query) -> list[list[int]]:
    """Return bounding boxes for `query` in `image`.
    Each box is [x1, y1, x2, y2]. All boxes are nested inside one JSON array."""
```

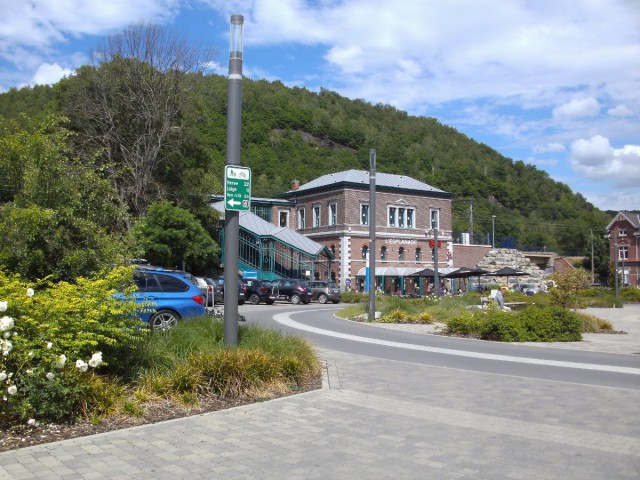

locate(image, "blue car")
[[131, 267, 206, 329]]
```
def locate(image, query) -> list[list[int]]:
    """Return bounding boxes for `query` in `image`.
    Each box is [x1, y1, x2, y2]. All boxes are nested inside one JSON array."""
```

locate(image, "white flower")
[[75, 360, 88, 372], [27, 418, 38, 426], [3, 332, 10, 339], [0, 372, 6, 381], [26, 369, 33, 375], [46, 372, 55, 381], [7, 385, 17, 395], [46, 342, 53, 349], [54, 354, 67, 368], [1, 340, 12, 354], [0, 301, 7, 312], [0, 316, 14, 332], [88, 352, 103, 368], [26, 288, 34, 297]]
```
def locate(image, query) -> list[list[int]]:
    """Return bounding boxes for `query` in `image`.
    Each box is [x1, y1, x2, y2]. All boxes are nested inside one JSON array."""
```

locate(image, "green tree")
[[130, 201, 219, 272]]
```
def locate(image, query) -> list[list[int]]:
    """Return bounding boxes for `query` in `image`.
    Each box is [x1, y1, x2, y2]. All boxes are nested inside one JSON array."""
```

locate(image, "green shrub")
[[340, 290, 367, 303], [446, 305, 582, 342], [621, 288, 640, 303], [578, 313, 613, 333]]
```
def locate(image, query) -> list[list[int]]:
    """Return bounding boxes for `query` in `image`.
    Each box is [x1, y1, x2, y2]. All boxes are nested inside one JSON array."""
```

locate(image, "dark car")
[[270, 279, 311, 304], [193, 276, 224, 307], [306, 280, 341, 304], [131, 267, 206, 330], [243, 279, 275, 305], [211, 276, 246, 305]]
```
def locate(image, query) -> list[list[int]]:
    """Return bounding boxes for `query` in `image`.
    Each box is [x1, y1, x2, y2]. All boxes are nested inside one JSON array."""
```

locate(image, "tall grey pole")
[[469, 199, 474, 244], [614, 234, 619, 307], [492, 215, 496, 248], [223, 14, 243, 346], [368, 149, 376, 321], [590, 229, 595, 284], [433, 222, 439, 295]]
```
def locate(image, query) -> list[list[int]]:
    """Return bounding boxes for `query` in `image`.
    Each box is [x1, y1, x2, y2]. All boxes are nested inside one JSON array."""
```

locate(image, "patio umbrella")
[[410, 268, 437, 277], [441, 267, 489, 279], [485, 267, 527, 287]]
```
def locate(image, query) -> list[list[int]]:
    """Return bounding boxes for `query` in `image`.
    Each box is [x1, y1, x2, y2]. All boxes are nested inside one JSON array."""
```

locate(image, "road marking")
[[273, 311, 640, 376]]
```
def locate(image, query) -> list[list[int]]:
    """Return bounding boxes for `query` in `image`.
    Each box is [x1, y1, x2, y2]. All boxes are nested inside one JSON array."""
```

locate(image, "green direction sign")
[[224, 165, 252, 211]]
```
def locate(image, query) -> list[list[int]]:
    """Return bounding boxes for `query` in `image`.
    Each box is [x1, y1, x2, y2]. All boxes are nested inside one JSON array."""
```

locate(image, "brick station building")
[[278, 170, 454, 293]]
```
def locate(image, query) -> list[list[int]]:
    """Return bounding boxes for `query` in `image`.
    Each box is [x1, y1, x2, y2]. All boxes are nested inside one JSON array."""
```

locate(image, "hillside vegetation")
[[0, 57, 610, 263]]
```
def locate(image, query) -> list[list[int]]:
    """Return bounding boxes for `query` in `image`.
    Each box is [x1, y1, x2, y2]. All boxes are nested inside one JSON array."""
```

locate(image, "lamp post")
[[368, 149, 376, 321], [614, 234, 619, 306], [223, 14, 244, 346], [491, 215, 496, 248]]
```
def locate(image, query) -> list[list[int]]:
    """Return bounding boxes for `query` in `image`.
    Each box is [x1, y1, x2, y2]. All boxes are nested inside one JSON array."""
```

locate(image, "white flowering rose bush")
[[0, 266, 146, 425]]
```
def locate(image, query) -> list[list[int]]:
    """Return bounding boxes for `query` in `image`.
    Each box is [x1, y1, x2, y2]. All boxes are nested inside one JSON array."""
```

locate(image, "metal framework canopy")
[[212, 202, 332, 280]]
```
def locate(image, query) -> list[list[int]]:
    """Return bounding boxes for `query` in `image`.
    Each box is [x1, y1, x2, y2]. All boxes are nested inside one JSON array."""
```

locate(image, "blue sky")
[[1, 0, 639, 212]]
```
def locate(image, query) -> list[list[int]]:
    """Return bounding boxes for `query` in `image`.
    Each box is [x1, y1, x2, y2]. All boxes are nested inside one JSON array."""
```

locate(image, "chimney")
[[291, 179, 300, 191]]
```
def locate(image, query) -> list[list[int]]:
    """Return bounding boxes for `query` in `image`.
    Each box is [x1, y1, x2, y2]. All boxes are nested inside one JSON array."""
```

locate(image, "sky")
[[1, 0, 639, 212]]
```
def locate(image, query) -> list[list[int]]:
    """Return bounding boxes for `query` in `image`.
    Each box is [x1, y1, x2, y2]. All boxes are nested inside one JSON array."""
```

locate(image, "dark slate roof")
[[211, 202, 326, 256], [606, 210, 640, 231], [283, 169, 450, 196]]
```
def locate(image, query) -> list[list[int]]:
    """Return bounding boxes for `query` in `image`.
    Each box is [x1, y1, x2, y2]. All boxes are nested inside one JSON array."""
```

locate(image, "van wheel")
[[318, 294, 328, 304]]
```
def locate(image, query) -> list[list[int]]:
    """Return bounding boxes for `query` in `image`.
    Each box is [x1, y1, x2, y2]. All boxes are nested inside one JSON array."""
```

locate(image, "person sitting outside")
[[495, 286, 511, 312]]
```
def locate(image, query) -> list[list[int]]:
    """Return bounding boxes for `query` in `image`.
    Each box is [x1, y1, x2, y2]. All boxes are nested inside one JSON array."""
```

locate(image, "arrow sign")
[[224, 166, 251, 212]]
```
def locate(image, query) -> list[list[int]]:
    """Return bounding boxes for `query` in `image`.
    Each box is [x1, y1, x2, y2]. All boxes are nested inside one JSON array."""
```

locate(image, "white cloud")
[[31, 62, 73, 85], [552, 98, 601, 120], [608, 104, 633, 117], [533, 142, 565, 154], [571, 135, 640, 188]]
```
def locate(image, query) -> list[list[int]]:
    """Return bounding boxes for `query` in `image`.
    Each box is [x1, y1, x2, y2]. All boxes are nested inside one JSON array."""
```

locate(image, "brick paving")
[[1, 306, 639, 479]]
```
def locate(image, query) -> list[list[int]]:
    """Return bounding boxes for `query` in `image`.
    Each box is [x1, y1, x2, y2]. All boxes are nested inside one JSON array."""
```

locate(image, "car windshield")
[[327, 282, 338, 288]]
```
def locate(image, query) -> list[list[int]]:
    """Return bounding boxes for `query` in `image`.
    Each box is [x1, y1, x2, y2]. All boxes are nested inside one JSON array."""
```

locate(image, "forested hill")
[[0, 73, 610, 256]]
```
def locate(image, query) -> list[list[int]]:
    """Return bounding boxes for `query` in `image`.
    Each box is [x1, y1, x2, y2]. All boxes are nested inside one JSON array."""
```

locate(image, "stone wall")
[[477, 248, 545, 287]]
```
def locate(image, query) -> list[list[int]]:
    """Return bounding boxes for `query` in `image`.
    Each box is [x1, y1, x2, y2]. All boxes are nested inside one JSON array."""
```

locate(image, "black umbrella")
[[486, 267, 527, 287], [410, 268, 437, 277], [441, 267, 489, 279]]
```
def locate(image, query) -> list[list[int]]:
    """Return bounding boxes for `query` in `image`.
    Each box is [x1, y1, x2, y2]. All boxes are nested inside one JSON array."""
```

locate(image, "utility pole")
[[469, 199, 474, 244], [368, 150, 376, 320], [590, 229, 595, 284]]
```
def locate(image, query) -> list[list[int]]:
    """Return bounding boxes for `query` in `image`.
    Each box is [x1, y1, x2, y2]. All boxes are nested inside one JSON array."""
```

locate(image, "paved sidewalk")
[[1, 307, 639, 479]]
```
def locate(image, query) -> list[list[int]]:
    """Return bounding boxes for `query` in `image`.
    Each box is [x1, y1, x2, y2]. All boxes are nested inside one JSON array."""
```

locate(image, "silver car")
[[306, 281, 341, 304]]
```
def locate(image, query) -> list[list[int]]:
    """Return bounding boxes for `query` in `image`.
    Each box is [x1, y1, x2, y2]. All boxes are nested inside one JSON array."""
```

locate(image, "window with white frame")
[[619, 246, 629, 260], [415, 248, 421, 261], [329, 202, 337, 226], [360, 204, 369, 225], [380, 246, 387, 261], [430, 209, 440, 230], [298, 208, 305, 229], [388, 206, 416, 228], [619, 228, 627, 237], [278, 210, 289, 228], [398, 247, 405, 261], [313, 205, 321, 227], [362, 245, 369, 260]]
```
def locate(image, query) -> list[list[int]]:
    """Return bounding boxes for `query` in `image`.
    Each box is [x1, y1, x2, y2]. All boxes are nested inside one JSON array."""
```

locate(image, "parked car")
[[512, 283, 539, 296], [211, 276, 246, 305], [193, 276, 224, 307], [243, 279, 275, 305], [270, 279, 311, 304], [132, 267, 206, 330], [306, 280, 341, 304]]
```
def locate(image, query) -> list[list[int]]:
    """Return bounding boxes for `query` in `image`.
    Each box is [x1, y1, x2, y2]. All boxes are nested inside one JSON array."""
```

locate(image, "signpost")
[[224, 165, 251, 211]]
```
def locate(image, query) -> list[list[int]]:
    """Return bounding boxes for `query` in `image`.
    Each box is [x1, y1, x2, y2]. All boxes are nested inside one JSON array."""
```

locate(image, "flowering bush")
[[0, 266, 144, 424]]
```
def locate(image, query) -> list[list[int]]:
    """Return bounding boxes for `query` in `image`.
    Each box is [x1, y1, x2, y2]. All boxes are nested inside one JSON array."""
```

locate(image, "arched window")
[[330, 244, 336, 257], [314, 271, 320, 280], [398, 247, 405, 261], [381, 246, 387, 261], [415, 248, 422, 261], [362, 245, 369, 260]]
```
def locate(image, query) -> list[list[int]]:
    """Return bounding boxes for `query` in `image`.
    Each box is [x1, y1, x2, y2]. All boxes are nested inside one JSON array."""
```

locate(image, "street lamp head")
[[229, 15, 244, 58]]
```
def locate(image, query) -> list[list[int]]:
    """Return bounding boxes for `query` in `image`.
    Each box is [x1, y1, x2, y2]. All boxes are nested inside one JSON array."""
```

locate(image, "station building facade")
[[278, 170, 454, 293]]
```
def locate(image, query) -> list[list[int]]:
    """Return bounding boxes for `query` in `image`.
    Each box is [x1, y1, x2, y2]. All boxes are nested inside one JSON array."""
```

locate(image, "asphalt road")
[[242, 303, 640, 390]]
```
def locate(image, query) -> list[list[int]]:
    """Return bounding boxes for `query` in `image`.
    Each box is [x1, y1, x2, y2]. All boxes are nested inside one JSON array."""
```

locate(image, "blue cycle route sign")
[[224, 165, 251, 212]]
